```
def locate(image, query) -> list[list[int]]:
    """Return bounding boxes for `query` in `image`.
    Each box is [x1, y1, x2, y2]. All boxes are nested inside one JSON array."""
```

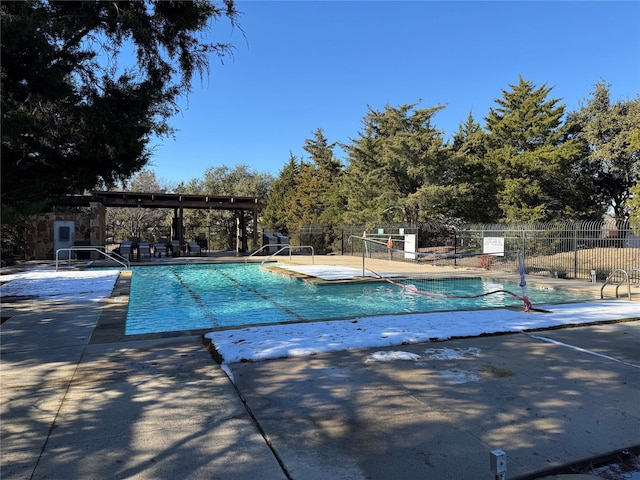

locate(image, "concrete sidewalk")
[[0, 298, 285, 480], [228, 321, 640, 479], [1, 294, 639, 479]]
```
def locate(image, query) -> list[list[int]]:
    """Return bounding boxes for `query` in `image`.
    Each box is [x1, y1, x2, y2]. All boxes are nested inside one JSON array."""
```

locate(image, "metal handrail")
[[245, 243, 289, 262], [56, 246, 130, 271], [600, 268, 640, 300], [261, 245, 315, 265]]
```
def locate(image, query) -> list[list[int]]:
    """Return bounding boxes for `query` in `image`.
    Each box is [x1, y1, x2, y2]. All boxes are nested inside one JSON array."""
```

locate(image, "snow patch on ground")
[[364, 351, 422, 362], [423, 347, 481, 360], [0, 268, 120, 302], [437, 369, 480, 384], [205, 301, 638, 364]]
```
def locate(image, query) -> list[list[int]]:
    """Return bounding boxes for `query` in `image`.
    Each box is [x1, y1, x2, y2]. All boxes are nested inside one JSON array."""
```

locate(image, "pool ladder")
[[600, 268, 640, 300]]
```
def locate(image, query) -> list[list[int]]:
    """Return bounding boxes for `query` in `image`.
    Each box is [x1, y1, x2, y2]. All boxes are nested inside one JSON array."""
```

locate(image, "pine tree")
[[483, 77, 589, 222], [343, 102, 447, 224], [263, 155, 301, 233], [443, 112, 499, 222], [283, 129, 344, 251], [569, 82, 640, 222]]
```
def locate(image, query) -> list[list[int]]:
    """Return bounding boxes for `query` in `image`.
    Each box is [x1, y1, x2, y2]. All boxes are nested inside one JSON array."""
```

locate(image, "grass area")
[[443, 247, 640, 281], [528, 247, 639, 279]]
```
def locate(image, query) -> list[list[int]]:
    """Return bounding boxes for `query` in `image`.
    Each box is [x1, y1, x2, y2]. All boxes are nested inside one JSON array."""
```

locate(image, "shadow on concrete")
[[228, 322, 640, 479], [0, 297, 285, 480]]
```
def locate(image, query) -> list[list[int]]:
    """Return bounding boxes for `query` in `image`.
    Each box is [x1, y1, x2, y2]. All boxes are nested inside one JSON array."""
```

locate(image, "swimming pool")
[[124, 263, 596, 335]]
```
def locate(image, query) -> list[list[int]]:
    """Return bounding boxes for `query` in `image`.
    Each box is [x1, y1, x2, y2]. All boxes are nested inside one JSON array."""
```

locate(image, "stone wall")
[[26, 204, 106, 260]]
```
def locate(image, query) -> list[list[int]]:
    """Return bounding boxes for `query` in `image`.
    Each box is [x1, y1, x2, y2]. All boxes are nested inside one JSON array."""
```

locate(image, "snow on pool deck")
[[1, 265, 638, 365], [205, 301, 639, 364], [206, 264, 639, 364], [0, 267, 121, 302]]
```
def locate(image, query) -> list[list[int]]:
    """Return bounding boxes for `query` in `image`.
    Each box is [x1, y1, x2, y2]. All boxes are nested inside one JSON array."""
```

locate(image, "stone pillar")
[[89, 202, 106, 259]]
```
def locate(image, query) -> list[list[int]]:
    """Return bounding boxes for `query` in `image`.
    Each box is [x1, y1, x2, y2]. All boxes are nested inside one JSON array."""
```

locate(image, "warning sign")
[[483, 237, 504, 256]]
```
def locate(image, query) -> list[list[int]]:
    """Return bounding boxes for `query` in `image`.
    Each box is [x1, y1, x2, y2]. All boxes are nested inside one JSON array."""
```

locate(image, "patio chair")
[[187, 242, 201, 256], [119, 241, 132, 260], [138, 242, 151, 259], [170, 240, 181, 257], [153, 242, 167, 258]]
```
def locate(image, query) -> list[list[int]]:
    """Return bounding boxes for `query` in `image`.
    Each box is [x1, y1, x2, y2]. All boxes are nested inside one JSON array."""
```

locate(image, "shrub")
[[479, 254, 496, 270], [550, 266, 568, 279]]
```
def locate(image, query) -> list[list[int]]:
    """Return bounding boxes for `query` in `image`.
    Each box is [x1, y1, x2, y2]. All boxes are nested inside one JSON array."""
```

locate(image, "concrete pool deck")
[[1, 255, 639, 479]]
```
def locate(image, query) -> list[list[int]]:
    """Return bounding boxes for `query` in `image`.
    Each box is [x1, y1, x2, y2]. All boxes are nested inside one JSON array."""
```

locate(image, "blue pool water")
[[125, 264, 593, 335], [125, 263, 595, 335]]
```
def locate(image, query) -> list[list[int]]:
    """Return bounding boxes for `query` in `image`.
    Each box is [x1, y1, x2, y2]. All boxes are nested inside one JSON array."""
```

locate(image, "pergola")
[[58, 191, 266, 252]]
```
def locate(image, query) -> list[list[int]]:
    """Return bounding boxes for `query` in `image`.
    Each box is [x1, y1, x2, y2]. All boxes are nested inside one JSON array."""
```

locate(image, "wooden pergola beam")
[[51, 191, 266, 252]]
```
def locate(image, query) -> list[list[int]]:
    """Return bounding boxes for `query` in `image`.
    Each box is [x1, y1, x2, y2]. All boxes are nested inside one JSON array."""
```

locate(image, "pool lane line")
[[170, 267, 220, 328], [218, 269, 307, 322]]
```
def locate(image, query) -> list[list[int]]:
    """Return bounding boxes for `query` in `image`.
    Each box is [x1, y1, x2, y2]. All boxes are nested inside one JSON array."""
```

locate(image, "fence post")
[[573, 224, 578, 279], [454, 230, 458, 266]]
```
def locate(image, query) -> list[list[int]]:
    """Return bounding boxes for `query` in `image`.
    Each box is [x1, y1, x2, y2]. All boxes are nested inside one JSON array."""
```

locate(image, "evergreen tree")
[[262, 155, 300, 233], [291, 129, 343, 224], [626, 100, 640, 233], [302, 128, 343, 177], [285, 129, 343, 251], [569, 82, 640, 222], [1, 0, 240, 222], [442, 112, 499, 222], [343, 102, 447, 224], [483, 77, 590, 222]]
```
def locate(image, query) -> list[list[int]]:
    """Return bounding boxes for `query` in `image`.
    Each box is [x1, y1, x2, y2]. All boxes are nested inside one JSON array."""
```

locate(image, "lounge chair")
[[119, 241, 132, 260], [170, 240, 181, 257], [153, 242, 167, 258], [187, 242, 201, 256], [138, 242, 151, 259]]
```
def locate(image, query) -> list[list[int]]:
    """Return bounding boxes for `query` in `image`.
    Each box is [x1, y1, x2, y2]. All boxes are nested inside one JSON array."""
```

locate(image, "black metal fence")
[[457, 220, 639, 280], [282, 219, 640, 281]]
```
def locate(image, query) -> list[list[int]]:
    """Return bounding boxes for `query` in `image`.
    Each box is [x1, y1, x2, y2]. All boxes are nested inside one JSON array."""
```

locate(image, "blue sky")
[[148, 1, 640, 185]]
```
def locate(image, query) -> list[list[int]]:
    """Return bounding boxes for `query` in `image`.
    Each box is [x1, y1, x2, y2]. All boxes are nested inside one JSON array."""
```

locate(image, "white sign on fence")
[[404, 234, 416, 260], [483, 237, 505, 256]]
